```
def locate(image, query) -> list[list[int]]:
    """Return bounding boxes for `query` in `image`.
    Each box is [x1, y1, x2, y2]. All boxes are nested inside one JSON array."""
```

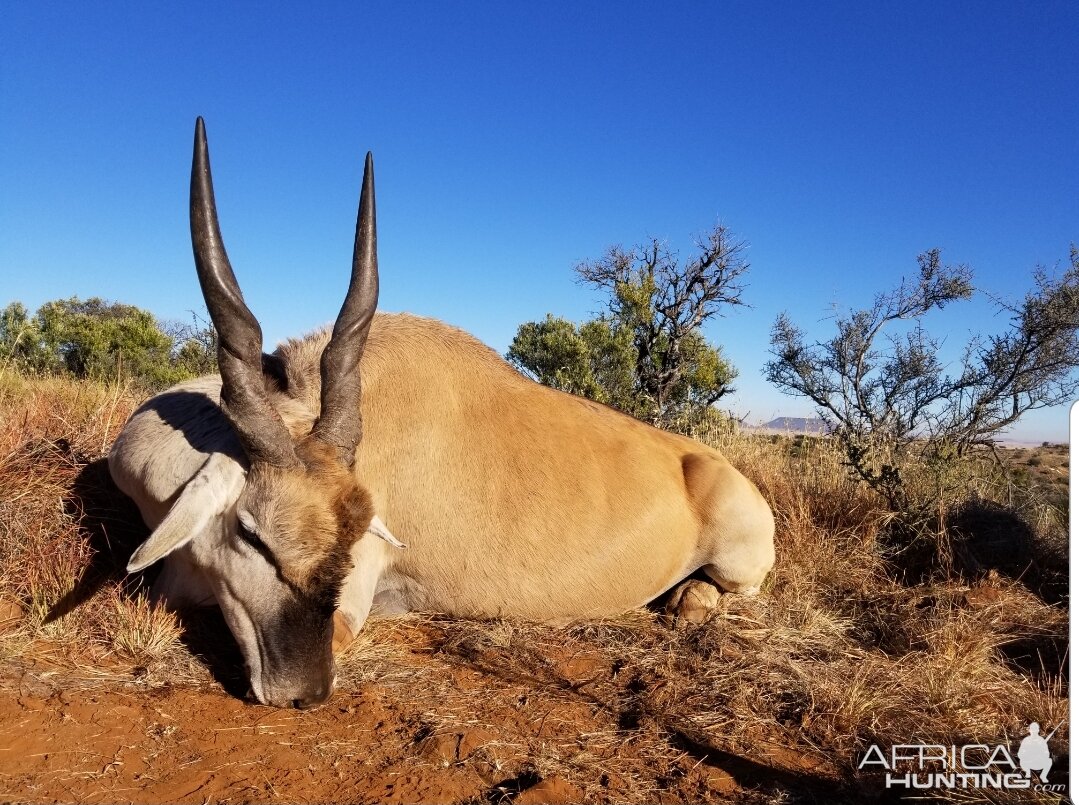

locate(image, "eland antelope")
[[107, 118, 776, 709]]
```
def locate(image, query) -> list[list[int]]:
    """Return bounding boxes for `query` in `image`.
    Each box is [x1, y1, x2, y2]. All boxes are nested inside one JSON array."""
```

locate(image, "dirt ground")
[[0, 615, 842, 805]]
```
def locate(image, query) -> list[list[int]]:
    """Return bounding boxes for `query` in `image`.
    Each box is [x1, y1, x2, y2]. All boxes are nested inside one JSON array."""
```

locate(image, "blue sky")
[[3, 2, 1077, 442]]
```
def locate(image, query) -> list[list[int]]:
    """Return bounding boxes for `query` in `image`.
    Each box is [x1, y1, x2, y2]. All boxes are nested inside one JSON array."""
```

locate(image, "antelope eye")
[[237, 521, 271, 557]]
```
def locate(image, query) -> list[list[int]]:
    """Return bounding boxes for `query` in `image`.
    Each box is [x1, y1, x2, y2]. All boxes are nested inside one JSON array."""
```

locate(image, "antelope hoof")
[[332, 611, 356, 654], [665, 580, 721, 625]]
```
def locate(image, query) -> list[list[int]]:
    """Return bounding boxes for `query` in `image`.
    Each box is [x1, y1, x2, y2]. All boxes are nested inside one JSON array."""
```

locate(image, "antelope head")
[[126, 119, 381, 708]]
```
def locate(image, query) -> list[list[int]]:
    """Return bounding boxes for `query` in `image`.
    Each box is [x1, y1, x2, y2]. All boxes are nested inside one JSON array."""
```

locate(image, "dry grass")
[[0, 373, 1069, 802], [0, 374, 196, 683]]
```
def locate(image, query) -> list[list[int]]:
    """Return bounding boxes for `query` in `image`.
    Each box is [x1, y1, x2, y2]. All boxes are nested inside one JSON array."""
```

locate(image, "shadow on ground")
[[45, 454, 147, 623]]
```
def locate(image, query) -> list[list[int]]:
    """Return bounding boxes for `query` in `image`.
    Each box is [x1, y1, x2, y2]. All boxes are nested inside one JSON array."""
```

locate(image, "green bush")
[[0, 297, 215, 389], [508, 223, 746, 429]]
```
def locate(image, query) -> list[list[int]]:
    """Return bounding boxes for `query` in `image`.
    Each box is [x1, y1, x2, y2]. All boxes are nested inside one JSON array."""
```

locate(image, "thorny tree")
[[573, 223, 750, 424], [764, 247, 1079, 511]]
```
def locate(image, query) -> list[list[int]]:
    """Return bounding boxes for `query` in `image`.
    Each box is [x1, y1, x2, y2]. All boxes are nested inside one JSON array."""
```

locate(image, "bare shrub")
[[764, 246, 1079, 515]]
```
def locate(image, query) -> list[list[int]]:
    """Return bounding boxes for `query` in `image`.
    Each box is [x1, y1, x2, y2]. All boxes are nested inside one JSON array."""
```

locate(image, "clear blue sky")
[[3, 2, 1077, 442]]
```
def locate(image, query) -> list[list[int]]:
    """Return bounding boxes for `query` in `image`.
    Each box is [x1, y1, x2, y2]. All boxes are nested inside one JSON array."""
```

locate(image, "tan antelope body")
[[108, 120, 775, 708]]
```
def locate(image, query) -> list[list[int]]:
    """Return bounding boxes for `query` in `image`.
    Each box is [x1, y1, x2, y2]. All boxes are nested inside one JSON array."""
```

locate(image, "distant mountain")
[[759, 417, 829, 435]]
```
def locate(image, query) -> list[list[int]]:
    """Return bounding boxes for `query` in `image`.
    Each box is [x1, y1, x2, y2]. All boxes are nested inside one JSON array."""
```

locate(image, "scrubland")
[[0, 373, 1068, 803]]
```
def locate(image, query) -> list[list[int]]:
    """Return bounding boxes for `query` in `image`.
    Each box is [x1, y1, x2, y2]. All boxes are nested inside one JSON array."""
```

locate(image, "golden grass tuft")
[[0, 374, 185, 671]]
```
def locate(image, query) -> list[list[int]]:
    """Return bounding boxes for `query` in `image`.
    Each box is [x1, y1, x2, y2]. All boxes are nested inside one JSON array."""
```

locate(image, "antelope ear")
[[127, 452, 245, 573], [367, 515, 406, 549]]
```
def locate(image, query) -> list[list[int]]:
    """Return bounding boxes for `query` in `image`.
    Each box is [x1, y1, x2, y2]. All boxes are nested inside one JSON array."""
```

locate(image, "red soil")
[[0, 619, 837, 804]]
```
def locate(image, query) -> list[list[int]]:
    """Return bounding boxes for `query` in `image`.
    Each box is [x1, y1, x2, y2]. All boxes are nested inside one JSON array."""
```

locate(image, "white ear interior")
[[127, 452, 245, 573], [367, 515, 406, 549]]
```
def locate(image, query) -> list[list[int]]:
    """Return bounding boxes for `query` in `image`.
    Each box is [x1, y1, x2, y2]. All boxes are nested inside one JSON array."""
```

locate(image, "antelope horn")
[[190, 117, 299, 469], [311, 152, 379, 467]]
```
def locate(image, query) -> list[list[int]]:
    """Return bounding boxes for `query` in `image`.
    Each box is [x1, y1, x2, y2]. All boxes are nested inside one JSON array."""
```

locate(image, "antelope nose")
[[292, 681, 333, 710]]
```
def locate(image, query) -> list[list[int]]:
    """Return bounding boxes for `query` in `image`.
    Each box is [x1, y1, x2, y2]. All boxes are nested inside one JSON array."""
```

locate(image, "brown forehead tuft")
[[246, 440, 374, 594]]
